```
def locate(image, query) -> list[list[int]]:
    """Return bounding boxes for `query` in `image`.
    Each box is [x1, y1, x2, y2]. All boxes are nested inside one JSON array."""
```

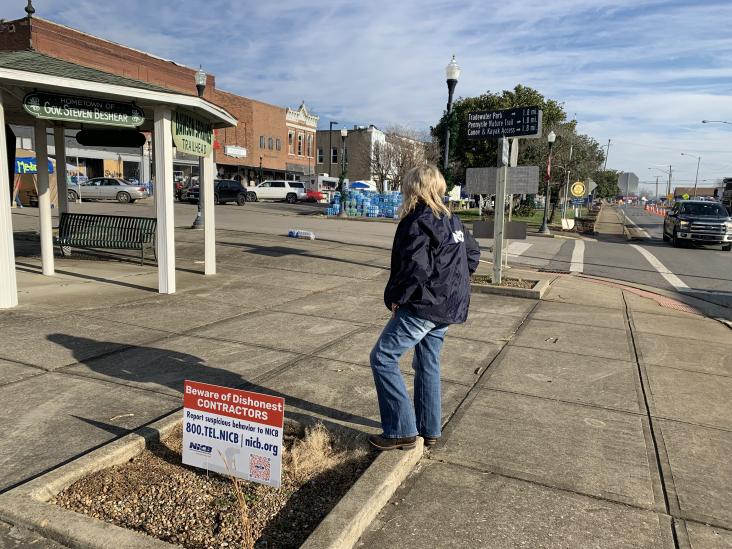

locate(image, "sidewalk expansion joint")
[[438, 300, 541, 442], [426, 456, 671, 517], [622, 292, 681, 549]]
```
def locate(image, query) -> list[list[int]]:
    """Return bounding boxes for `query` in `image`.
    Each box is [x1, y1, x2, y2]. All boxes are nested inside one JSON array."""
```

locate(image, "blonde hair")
[[400, 164, 451, 219]]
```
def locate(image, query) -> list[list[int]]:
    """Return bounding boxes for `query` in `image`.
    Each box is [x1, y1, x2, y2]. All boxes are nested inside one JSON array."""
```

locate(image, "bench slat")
[[56, 213, 157, 258]]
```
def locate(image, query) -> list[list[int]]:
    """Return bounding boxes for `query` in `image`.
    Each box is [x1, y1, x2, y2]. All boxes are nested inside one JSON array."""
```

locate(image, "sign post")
[[493, 138, 509, 285], [465, 106, 543, 285], [182, 380, 285, 488]]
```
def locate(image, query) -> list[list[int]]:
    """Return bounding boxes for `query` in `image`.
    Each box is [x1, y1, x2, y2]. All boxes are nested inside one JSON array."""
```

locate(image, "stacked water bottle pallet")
[[326, 190, 402, 219]]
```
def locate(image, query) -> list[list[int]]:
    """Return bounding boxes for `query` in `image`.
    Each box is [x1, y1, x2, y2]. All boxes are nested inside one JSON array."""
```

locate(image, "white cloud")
[[9, 0, 732, 184]]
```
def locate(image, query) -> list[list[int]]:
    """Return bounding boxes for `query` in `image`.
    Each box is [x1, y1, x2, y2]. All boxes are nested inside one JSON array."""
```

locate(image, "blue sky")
[[9, 0, 732, 192]]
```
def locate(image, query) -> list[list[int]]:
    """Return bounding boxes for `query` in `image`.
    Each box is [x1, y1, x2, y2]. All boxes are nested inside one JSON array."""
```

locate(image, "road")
[[538, 205, 731, 309], [10, 201, 732, 310]]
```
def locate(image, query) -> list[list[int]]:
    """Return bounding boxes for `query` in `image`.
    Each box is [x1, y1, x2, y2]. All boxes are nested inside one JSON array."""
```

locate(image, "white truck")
[[246, 180, 307, 203]]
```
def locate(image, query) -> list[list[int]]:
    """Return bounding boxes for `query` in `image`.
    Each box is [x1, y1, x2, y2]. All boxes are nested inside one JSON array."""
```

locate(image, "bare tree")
[[359, 125, 433, 192], [368, 138, 397, 193]]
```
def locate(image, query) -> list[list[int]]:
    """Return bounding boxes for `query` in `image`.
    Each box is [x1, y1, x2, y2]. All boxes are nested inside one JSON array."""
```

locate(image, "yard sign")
[[182, 380, 285, 488]]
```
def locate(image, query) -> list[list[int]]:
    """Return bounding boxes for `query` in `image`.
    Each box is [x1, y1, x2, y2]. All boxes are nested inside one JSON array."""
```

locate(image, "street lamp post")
[[442, 56, 461, 176], [680, 152, 701, 197], [539, 131, 556, 235], [338, 128, 348, 217], [191, 67, 207, 229], [328, 121, 338, 177], [258, 156, 263, 184]]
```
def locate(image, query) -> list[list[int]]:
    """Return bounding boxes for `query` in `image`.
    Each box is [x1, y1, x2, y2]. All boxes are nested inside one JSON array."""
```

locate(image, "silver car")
[[67, 177, 150, 203]]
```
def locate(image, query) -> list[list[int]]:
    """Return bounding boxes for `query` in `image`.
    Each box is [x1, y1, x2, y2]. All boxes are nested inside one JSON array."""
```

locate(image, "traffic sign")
[[467, 106, 542, 139], [682, 193, 690, 200], [571, 198, 584, 205], [570, 181, 586, 198]]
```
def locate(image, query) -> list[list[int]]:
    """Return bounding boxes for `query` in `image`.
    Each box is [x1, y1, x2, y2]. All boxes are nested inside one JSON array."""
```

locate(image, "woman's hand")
[[391, 303, 399, 318]]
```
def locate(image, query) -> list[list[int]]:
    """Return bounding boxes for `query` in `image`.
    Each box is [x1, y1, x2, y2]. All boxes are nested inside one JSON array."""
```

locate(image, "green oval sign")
[[23, 92, 144, 127], [172, 110, 213, 157]]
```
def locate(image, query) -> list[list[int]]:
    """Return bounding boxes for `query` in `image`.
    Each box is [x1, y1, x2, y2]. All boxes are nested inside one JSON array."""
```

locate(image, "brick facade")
[[0, 14, 318, 182]]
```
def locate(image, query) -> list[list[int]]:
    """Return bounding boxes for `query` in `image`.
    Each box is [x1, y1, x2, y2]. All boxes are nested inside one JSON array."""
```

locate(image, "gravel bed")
[[472, 274, 537, 289], [54, 423, 374, 549]]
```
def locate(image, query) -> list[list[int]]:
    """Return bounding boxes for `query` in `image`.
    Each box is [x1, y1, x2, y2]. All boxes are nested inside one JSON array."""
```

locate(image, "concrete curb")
[[471, 278, 550, 300], [0, 413, 423, 549], [301, 440, 423, 549], [0, 414, 181, 549]]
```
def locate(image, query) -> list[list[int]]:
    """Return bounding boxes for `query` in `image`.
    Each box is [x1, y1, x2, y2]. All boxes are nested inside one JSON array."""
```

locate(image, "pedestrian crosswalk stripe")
[[630, 244, 689, 289], [569, 240, 585, 273]]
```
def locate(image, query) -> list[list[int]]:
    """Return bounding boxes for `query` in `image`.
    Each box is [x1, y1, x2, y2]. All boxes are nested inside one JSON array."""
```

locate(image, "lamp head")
[[195, 66, 206, 97], [547, 131, 556, 144], [445, 55, 461, 81], [340, 128, 348, 137]]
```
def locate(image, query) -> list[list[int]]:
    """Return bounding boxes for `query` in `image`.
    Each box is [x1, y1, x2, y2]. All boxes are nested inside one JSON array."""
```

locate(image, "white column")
[[54, 126, 69, 215], [0, 92, 18, 308], [34, 120, 54, 276], [200, 151, 216, 275], [153, 106, 176, 294]]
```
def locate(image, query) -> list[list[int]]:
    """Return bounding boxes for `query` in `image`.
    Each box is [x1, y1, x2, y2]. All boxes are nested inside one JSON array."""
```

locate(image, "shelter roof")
[[0, 50, 177, 94]]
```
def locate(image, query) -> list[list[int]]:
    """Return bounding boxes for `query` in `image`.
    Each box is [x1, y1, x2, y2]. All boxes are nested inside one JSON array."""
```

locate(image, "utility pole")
[[668, 165, 672, 197], [655, 176, 659, 200], [603, 139, 611, 170]]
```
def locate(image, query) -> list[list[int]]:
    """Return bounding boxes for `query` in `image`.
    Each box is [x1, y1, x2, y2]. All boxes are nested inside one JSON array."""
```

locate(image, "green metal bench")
[[55, 213, 157, 265]]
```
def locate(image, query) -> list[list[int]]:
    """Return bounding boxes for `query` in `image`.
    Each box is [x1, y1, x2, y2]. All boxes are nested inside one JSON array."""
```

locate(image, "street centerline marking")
[[569, 240, 585, 273], [629, 244, 689, 289]]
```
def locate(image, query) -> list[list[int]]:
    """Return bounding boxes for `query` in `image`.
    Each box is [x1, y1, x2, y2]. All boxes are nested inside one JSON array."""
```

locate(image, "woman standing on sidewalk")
[[369, 164, 480, 451]]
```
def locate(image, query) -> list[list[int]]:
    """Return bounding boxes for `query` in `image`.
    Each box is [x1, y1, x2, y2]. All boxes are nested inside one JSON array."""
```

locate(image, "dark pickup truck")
[[662, 200, 732, 251]]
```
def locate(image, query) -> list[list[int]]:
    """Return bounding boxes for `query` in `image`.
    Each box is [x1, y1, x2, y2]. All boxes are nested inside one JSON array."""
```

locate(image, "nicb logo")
[[189, 442, 212, 454]]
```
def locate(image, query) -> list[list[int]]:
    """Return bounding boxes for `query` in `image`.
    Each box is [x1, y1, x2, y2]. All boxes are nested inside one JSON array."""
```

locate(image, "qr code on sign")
[[249, 454, 271, 482]]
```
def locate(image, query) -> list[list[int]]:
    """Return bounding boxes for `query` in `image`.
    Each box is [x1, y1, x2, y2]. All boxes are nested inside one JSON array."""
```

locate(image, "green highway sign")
[[172, 110, 213, 157], [23, 92, 144, 127]]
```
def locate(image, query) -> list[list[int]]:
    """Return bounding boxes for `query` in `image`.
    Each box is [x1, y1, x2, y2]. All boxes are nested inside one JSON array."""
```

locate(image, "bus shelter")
[[0, 51, 237, 309]]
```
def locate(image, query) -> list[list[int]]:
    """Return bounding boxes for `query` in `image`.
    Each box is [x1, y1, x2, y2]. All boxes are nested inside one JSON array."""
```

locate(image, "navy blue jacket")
[[384, 203, 480, 325]]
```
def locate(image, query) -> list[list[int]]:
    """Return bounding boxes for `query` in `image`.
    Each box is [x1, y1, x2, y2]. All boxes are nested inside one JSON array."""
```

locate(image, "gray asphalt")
[[10, 200, 732, 309]]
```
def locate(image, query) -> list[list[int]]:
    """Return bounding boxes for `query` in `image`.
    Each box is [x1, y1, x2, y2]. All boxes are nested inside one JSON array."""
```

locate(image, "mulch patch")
[[54, 423, 374, 548]]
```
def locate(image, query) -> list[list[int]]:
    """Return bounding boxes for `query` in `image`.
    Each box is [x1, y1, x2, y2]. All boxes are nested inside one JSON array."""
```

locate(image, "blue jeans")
[[369, 306, 448, 439]]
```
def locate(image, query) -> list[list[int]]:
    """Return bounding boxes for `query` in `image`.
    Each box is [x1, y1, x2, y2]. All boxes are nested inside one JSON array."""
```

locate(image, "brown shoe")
[[368, 434, 417, 451]]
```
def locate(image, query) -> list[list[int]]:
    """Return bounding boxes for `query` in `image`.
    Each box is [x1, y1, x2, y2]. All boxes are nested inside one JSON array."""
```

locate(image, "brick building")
[[0, 12, 317, 184]]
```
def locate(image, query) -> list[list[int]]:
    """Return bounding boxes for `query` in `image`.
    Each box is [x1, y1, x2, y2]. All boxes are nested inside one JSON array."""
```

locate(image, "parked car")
[[186, 179, 248, 205], [305, 190, 325, 202], [67, 177, 149, 203], [662, 200, 732, 251], [246, 180, 306, 204]]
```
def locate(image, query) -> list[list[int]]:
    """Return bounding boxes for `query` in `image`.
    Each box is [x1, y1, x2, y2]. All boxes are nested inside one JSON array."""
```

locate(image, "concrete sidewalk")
[[0, 225, 730, 548]]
